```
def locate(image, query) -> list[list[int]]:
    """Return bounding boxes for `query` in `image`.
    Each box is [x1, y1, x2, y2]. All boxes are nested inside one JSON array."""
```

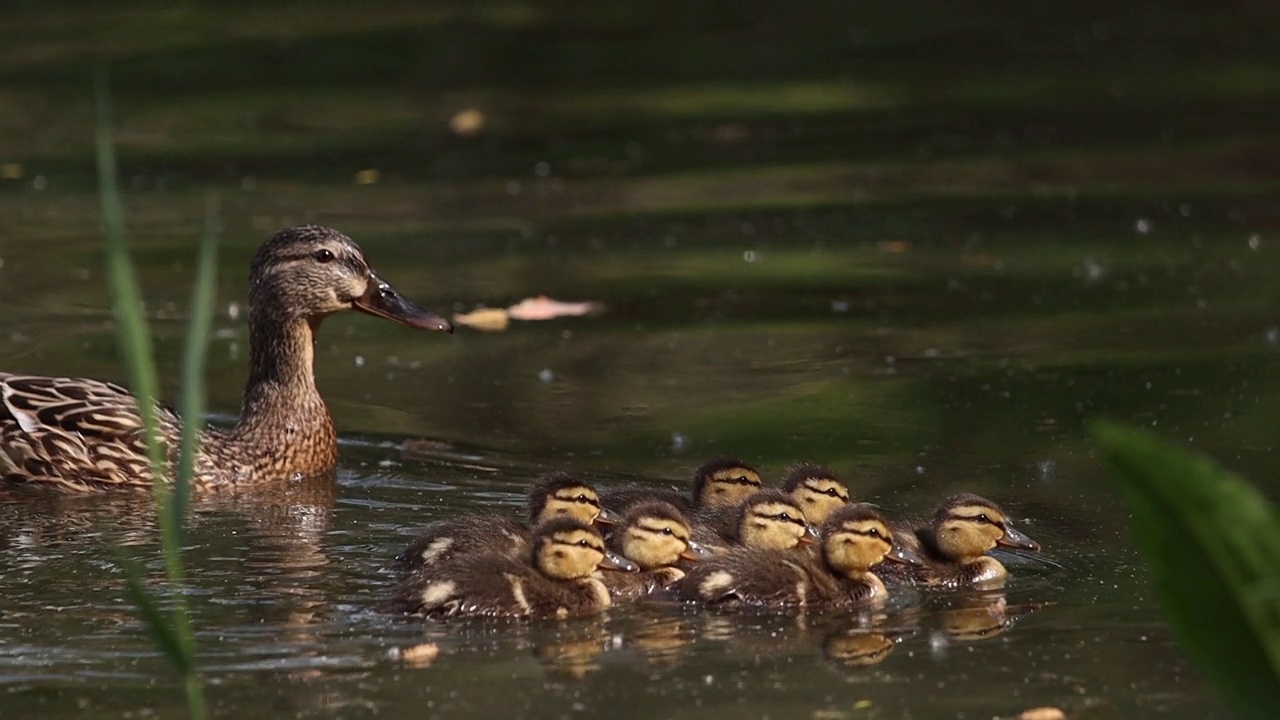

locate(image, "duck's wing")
[[0, 373, 180, 490]]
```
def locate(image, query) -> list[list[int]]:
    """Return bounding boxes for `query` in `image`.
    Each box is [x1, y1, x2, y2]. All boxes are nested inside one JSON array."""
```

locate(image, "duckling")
[[600, 456, 764, 517], [878, 493, 1041, 588], [674, 504, 922, 609], [780, 463, 852, 525], [387, 517, 634, 619], [696, 490, 818, 553], [391, 472, 620, 573], [601, 501, 713, 601], [1, 225, 452, 490]]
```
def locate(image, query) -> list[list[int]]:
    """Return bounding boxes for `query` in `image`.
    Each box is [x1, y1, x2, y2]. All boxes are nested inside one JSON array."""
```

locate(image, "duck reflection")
[[531, 615, 611, 680], [822, 630, 896, 669], [925, 591, 1048, 656]]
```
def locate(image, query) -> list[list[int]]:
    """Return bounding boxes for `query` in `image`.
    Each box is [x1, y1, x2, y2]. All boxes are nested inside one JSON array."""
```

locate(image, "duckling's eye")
[[314, 249, 335, 264], [778, 513, 792, 522], [577, 539, 591, 548], [662, 527, 674, 536], [978, 514, 990, 524], [825, 488, 841, 497], [868, 528, 880, 537]]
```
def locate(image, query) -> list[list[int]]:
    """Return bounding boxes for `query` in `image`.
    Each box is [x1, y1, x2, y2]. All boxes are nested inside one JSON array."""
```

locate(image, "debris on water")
[[1017, 708, 1066, 720], [355, 355, 366, 368], [831, 300, 849, 313], [389, 642, 440, 667], [1265, 326, 1279, 346], [453, 307, 510, 331], [450, 108, 485, 136], [354, 169, 379, 185], [538, 368, 554, 383], [671, 432, 689, 450], [1249, 234, 1262, 251], [1134, 218, 1151, 234], [226, 302, 242, 320], [508, 296, 602, 321], [400, 438, 454, 456]]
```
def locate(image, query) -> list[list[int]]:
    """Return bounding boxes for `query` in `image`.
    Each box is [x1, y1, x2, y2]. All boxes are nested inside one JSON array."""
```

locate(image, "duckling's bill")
[[600, 550, 640, 572], [799, 522, 820, 545], [997, 523, 1040, 552], [885, 542, 925, 566], [680, 539, 715, 562], [354, 274, 453, 333], [595, 506, 622, 525]]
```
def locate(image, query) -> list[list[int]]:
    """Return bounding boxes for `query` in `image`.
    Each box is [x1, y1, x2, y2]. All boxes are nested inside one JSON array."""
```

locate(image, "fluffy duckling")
[[600, 456, 764, 517], [391, 473, 619, 573], [602, 501, 713, 601], [675, 504, 921, 609], [879, 493, 1041, 588], [781, 463, 852, 525], [697, 490, 819, 553], [388, 518, 634, 619]]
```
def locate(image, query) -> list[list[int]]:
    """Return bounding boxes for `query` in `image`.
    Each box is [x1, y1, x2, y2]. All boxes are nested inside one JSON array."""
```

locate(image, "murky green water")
[[1, 2, 1278, 718]]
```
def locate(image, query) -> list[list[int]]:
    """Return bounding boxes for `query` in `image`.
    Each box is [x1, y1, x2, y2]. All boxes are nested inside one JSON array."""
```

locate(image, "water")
[[1, 2, 1278, 718]]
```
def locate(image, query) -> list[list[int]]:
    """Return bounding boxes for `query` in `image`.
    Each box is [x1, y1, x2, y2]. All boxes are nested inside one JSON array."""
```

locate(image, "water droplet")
[[538, 368, 554, 383], [355, 355, 366, 368], [1248, 234, 1261, 251], [1134, 218, 1151, 234], [742, 250, 758, 263]]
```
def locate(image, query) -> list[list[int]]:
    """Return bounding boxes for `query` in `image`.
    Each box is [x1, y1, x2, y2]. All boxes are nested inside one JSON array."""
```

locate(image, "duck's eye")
[[662, 527, 674, 536], [978, 514, 990, 524], [868, 528, 880, 537], [778, 513, 792, 522], [825, 488, 841, 497], [378, 286, 396, 300], [577, 539, 591, 548], [314, 249, 335, 263], [576, 494, 588, 503]]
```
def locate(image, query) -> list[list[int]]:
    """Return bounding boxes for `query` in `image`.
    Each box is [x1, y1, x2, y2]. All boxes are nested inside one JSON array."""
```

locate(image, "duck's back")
[[390, 513, 529, 573], [390, 556, 609, 619], [674, 548, 834, 608], [602, 568, 685, 602]]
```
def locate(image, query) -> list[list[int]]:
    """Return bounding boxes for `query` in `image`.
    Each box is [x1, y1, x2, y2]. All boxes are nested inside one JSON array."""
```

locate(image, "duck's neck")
[[232, 308, 337, 469]]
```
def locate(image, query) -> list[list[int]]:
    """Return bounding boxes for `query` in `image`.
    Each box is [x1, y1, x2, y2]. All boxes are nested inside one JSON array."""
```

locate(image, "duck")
[[601, 501, 713, 601], [878, 493, 1041, 588], [780, 463, 852, 525], [390, 472, 621, 574], [600, 456, 764, 518], [0, 225, 452, 491], [695, 490, 818, 553], [387, 517, 634, 619], [674, 504, 922, 609]]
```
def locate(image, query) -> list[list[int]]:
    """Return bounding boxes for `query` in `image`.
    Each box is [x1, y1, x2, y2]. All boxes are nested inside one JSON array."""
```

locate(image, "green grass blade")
[[113, 550, 192, 676], [93, 67, 166, 489], [1093, 421, 1280, 719], [174, 193, 220, 529]]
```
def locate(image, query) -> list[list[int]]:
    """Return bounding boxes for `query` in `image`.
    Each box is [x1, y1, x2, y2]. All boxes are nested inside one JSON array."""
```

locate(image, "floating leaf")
[[506, 296, 602, 321], [1093, 421, 1280, 720]]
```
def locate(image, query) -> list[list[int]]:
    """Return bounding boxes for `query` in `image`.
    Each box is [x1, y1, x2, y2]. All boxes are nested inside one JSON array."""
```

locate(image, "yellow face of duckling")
[[788, 475, 851, 526], [533, 523, 611, 581], [619, 513, 698, 570], [933, 495, 1041, 563], [250, 226, 452, 332], [693, 457, 764, 509], [822, 515, 898, 577], [538, 484, 607, 526], [737, 494, 817, 551]]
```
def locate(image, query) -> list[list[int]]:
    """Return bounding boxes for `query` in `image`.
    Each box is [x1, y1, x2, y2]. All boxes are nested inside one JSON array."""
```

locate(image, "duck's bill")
[[885, 542, 925, 566], [680, 540, 716, 562], [798, 523, 820, 546], [354, 276, 453, 333], [599, 550, 640, 573], [594, 506, 621, 526], [996, 524, 1041, 552]]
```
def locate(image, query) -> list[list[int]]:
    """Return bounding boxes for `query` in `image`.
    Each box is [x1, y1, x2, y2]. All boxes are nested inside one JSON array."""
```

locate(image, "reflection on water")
[[0, 0, 1276, 718]]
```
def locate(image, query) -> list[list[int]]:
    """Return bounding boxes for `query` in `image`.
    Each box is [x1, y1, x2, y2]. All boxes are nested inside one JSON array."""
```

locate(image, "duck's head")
[[692, 456, 764, 510], [930, 494, 1041, 562], [614, 501, 711, 570], [531, 518, 636, 580], [249, 225, 452, 332], [781, 463, 851, 525], [527, 473, 619, 526], [821, 504, 922, 577], [734, 491, 818, 551]]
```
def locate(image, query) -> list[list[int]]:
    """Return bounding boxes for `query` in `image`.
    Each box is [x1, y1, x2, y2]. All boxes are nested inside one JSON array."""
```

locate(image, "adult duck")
[[0, 225, 452, 491]]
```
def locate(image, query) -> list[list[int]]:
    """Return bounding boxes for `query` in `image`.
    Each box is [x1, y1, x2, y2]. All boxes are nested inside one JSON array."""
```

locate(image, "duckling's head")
[[614, 501, 708, 570], [734, 491, 818, 551], [781, 463, 851, 525], [249, 225, 452, 332], [530, 518, 614, 580], [931, 494, 1041, 562], [692, 456, 764, 509], [820, 504, 921, 577], [527, 473, 616, 526]]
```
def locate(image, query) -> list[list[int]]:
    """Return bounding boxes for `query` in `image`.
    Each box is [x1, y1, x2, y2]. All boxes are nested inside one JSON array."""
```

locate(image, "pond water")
[[1, 2, 1277, 718]]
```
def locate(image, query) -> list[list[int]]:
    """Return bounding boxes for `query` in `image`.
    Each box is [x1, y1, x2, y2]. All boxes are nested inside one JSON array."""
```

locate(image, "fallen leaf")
[[452, 307, 510, 331], [450, 108, 485, 136], [389, 642, 440, 667], [507, 295, 602, 321], [1018, 708, 1066, 720]]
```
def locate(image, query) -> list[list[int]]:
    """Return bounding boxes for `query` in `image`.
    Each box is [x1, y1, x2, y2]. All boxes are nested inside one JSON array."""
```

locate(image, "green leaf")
[[112, 551, 192, 676], [1093, 421, 1280, 720]]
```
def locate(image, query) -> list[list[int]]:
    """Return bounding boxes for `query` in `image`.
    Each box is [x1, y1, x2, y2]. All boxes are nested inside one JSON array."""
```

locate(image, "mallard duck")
[[387, 517, 634, 619], [601, 501, 712, 601], [674, 504, 922, 609], [391, 472, 620, 573], [878, 493, 1041, 588], [600, 456, 764, 517], [0, 225, 452, 491], [780, 463, 852, 525], [696, 490, 819, 553]]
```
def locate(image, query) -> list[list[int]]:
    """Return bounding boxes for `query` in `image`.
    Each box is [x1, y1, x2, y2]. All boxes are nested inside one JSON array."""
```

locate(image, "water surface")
[[0, 2, 1277, 718]]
